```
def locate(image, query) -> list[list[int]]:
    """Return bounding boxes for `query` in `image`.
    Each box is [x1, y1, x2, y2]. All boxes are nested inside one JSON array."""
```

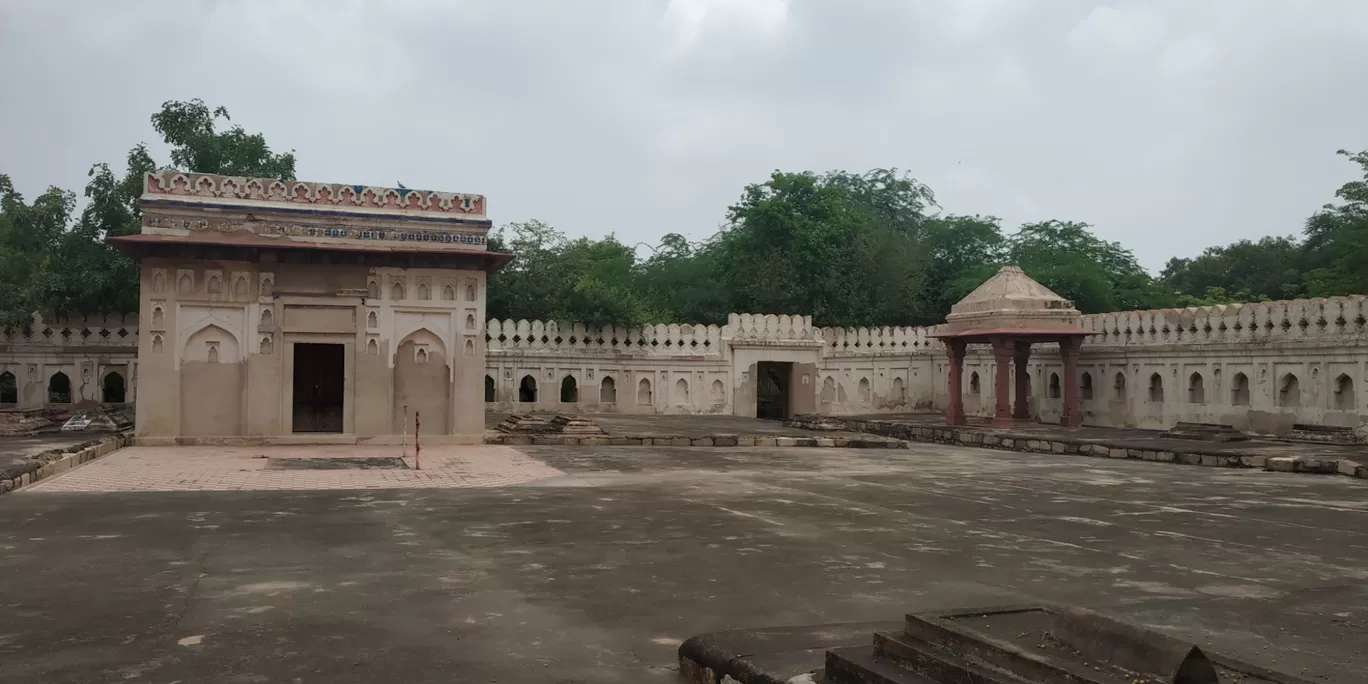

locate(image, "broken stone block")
[[1239, 455, 1266, 468], [1266, 457, 1295, 472], [1337, 459, 1361, 477]]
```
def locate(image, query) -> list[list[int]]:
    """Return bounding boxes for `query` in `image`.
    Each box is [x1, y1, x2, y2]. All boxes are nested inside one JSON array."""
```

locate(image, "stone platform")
[[829, 413, 1368, 481], [483, 413, 907, 448]]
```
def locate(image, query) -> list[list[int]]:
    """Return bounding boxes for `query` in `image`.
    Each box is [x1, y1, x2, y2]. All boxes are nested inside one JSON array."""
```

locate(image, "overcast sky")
[[2, 0, 1366, 271]]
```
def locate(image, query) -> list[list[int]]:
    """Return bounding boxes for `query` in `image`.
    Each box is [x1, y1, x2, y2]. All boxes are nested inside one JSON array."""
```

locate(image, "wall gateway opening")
[[292, 343, 345, 433], [756, 361, 792, 421]]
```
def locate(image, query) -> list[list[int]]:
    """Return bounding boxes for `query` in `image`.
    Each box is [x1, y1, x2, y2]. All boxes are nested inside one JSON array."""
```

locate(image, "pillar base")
[[990, 416, 1022, 429]]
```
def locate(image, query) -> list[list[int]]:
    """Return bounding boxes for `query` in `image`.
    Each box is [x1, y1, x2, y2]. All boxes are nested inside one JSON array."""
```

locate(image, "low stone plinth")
[[0, 431, 132, 496], [484, 432, 907, 449], [812, 416, 1368, 482]]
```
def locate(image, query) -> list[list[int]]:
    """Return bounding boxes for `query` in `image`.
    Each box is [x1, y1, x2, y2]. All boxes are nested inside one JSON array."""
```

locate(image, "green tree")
[[151, 99, 296, 180], [919, 214, 1006, 321], [0, 176, 77, 327], [1004, 220, 1170, 313], [8, 100, 300, 319], [1160, 236, 1304, 302], [710, 169, 935, 326], [1300, 149, 1368, 296], [485, 220, 655, 327]]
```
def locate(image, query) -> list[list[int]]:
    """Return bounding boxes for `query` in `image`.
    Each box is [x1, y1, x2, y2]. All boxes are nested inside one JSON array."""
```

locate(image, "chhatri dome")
[[943, 265, 1082, 336]]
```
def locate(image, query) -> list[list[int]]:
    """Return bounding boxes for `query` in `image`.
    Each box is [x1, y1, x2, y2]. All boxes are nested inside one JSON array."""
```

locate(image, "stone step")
[[823, 646, 939, 684], [900, 611, 1124, 684], [871, 631, 1034, 684]]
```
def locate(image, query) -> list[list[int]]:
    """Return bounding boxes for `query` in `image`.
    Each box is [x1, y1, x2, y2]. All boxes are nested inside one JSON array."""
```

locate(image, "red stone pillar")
[[946, 339, 967, 425], [1060, 336, 1082, 428], [991, 338, 1015, 428], [1013, 341, 1032, 421]]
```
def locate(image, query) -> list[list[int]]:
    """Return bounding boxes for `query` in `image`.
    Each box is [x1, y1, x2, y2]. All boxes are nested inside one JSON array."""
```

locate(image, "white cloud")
[[663, 0, 791, 52], [1068, 4, 1167, 58]]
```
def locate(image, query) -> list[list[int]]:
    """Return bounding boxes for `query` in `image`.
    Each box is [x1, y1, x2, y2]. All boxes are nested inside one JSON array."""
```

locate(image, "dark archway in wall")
[[484, 375, 496, 403], [756, 361, 791, 421], [102, 371, 126, 403], [0, 371, 16, 404], [519, 375, 537, 403], [560, 375, 578, 403], [48, 372, 71, 404]]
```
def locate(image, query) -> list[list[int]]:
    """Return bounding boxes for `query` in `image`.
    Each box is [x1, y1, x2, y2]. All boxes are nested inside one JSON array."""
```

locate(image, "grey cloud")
[[2, 0, 1366, 269]]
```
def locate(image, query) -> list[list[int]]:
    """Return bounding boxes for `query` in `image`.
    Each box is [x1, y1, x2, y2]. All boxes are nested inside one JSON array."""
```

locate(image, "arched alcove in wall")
[[394, 329, 449, 435], [1231, 372, 1251, 406], [600, 376, 617, 403], [181, 324, 243, 436], [1279, 373, 1301, 408], [1187, 372, 1205, 404], [1334, 373, 1355, 411]]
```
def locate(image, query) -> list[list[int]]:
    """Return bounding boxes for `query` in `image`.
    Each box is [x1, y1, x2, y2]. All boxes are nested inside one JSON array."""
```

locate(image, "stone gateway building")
[[106, 171, 510, 443], [1, 171, 1367, 443]]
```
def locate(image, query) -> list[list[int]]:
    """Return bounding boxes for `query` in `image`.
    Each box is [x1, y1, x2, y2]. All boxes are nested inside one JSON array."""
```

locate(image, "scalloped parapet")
[[486, 319, 725, 356], [142, 171, 486, 219], [1080, 296, 1368, 347]]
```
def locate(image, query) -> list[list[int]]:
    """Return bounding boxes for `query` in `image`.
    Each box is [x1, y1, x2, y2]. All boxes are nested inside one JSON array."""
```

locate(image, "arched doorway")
[[48, 372, 71, 404], [102, 371, 126, 403]]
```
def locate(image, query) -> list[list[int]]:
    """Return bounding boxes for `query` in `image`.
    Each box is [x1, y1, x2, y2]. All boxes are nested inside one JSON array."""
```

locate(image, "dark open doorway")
[[293, 343, 345, 433], [756, 361, 792, 421]]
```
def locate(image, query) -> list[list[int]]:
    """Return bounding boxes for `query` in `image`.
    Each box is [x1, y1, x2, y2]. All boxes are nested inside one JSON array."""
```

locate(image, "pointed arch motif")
[[485, 375, 496, 402], [519, 375, 538, 403], [600, 376, 617, 403], [1188, 372, 1205, 404], [1231, 372, 1251, 406], [1279, 373, 1301, 407], [561, 375, 579, 403], [1334, 373, 1355, 411], [1147, 373, 1164, 403], [183, 324, 241, 364], [637, 377, 653, 405], [674, 377, 689, 405]]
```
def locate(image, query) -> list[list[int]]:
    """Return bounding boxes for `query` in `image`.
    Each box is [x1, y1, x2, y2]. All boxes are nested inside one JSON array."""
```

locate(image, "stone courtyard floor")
[[1, 442, 1366, 683]]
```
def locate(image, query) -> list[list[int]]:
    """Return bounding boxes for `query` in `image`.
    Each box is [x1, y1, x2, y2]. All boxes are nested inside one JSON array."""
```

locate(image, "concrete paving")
[[1, 443, 1365, 683]]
